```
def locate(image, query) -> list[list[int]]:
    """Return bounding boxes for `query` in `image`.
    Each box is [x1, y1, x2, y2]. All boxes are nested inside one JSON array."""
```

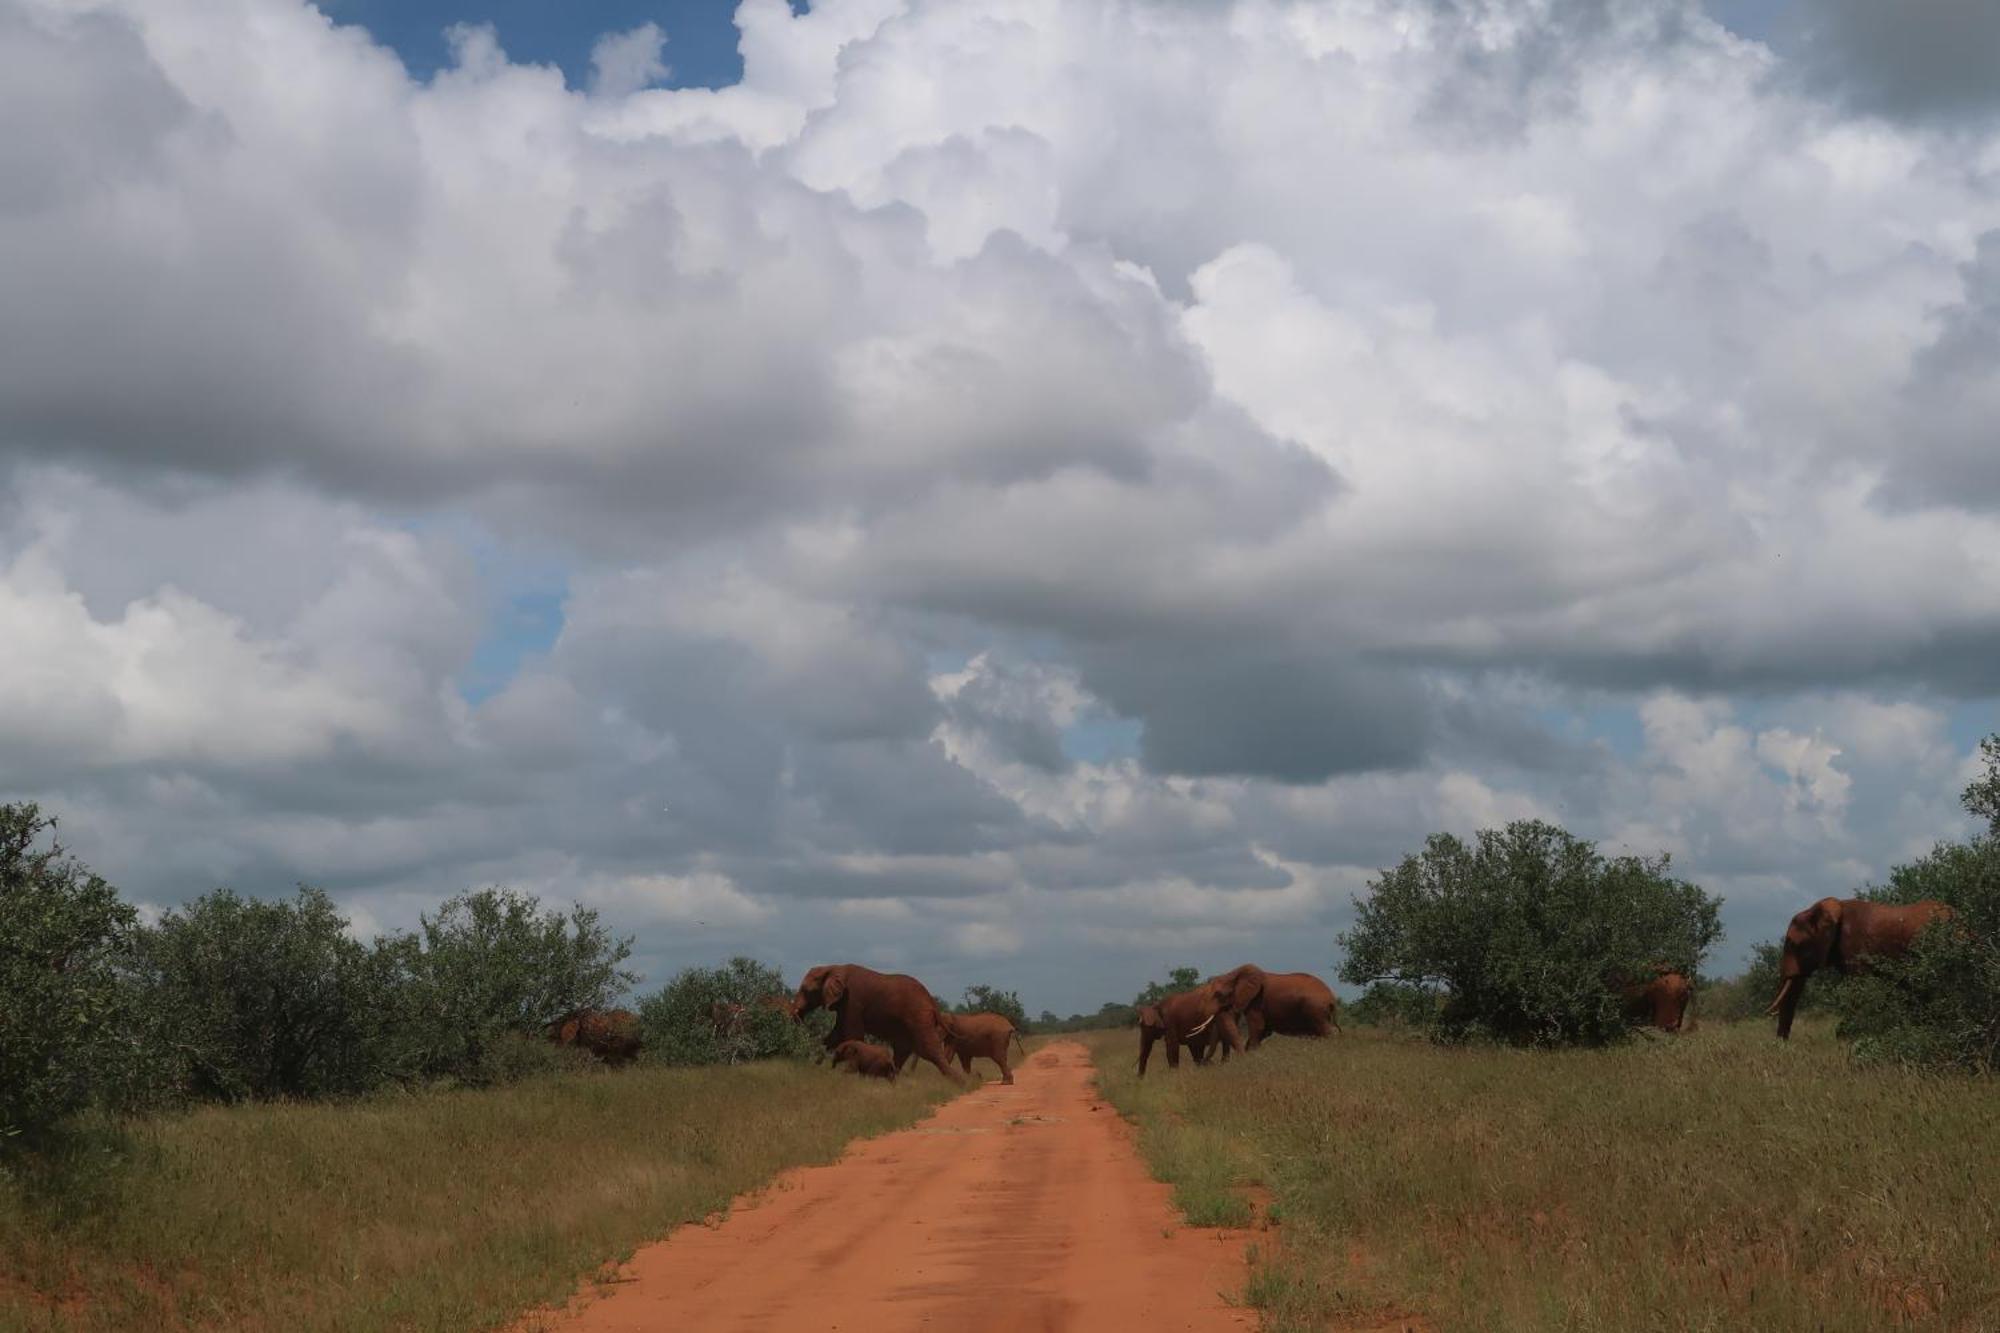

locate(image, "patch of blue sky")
[[1061, 715, 1143, 765], [461, 585, 568, 703], [1536, 699, 1647, 759], [402, 513, 571, 703], [1945, 700, 1998, 755], [315, 0, 768, 90]]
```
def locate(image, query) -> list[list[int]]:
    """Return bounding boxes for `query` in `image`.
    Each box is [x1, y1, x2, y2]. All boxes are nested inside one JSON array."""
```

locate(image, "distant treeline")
[[10, 735, 2000, 1152], [3, 803, 847, 1152]]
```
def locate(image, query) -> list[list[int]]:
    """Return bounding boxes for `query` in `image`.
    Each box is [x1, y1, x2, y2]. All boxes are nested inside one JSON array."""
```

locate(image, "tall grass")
[[1, 1062, 956, 1331], [1087, 1019, 2000, 1332]]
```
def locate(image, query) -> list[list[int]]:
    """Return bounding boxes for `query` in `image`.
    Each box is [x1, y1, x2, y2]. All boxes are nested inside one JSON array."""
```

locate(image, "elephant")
[[829, 1039, 899, 1081], [1619, 968, 1693, 1033], [1136, 981, 1241, 1076], [1210, 964, 1340, 1048], [1136, 1003, 1229, 1070], [1767, 897, 1956, 1039], [937, 1010, 1026, 1084], [549, 1008, 642, 1065], [791, 963, 963, 1082]]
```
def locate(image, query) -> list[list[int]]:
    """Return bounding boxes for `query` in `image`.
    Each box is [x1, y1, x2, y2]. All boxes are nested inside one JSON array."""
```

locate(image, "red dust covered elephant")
[[937, 1010, 1026, 1084], [1137, 981, 1241, 1076], [1209, 964, 1340, 1047], [1767, 897, 1955, 1039], [549, 1008, 642, 1065], [791, 963, 962, 1081], [1620, 969, 1693, 1033]]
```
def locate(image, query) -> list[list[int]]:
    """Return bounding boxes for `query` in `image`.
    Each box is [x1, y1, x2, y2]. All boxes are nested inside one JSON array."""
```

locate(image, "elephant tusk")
[[1764, 977, 1796, 1017], [1186, 1013, 1214, 1037]]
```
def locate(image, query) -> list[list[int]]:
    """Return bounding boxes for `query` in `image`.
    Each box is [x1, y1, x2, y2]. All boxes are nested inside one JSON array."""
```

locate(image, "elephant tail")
[[1010, 1028, 1026, 1055]]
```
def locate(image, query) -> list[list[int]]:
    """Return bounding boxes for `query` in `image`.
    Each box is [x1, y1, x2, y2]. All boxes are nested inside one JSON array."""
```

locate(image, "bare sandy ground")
[[530, 1039, 1255, 1332]]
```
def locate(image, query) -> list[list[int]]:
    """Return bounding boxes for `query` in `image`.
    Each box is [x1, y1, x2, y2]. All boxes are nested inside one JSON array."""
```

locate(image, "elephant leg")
[[958, 1050, 973, 1075], [1165, 1034, 1182, 1069], [1137, 1027, 1156, 1077], [994, 1047, 1013, 1085], [1222, 1011, 1247, 1055], [913, 1026, 965, 1084], [1242, 1010, 1263, 1051]]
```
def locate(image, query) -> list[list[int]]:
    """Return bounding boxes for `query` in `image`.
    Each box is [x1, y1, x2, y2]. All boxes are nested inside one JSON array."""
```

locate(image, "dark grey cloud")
[[1096, 648, 1431, 784], [1784, 0, 2000, 124]]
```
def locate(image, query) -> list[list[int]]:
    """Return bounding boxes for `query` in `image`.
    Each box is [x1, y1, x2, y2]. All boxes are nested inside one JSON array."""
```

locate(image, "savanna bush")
[[0, 805, 158, 1149], [136, 886, 405, 1101], [1347, 980, 1444, 1029], [1339, 819, 1722, 1046], [638, 956, 820, 1066], [1832, 835, 2000, 1072], [384, 889, 637, 1086], [956, 984, 1027, 1030]]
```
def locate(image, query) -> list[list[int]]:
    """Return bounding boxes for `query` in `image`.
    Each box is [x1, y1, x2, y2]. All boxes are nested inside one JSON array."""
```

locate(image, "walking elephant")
[[1136, 1003, 1228, 1071], [791, 963, 963, 1081], [1767, 897, 1955, 1039], [938, 1011, 1026, 1084], [1210, 965, 1339, 1048], [1620, 968, 1693, 1033], [1136, 982, 1241, 1076], [549, 1008, 642, 1065]]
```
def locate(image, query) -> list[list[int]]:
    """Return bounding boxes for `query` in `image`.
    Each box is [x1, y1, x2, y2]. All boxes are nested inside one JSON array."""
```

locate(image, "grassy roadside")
[[1085, 1022, 2000, 1332], [1, 1061, 958, 1331]]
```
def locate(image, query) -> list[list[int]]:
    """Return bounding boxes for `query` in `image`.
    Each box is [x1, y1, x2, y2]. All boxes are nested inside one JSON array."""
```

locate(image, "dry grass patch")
[[1086, 1020, 2000, 1332], [1, 1061, 957, 1331]]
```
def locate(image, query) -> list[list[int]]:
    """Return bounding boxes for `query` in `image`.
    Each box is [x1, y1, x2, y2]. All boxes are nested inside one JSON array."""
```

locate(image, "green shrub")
[[136, 886, 405, 1101], [955, 984, 1027, 1030], [1831, 836, 2000, 1072], [1339, 819, 1722, 1046], [1346, 981, 1443, 1029], [0, 805, 157, 1149], [638, 957, 821, 1066], [1821, 744, 2000, 1072], [387, 889, 636, 1086]]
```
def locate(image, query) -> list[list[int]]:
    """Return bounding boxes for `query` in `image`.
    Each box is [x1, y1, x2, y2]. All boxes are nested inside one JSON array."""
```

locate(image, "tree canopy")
[[1340, 820, 1722, 1046]]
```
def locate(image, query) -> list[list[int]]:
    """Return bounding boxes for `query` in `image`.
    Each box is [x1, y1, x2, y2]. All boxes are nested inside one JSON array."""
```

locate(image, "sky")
[[4, 0, 1999, 1016]]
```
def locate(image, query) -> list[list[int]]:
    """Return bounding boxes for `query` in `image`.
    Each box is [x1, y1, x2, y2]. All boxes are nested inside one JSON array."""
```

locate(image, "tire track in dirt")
[[528, 1040, 1255, 1332]]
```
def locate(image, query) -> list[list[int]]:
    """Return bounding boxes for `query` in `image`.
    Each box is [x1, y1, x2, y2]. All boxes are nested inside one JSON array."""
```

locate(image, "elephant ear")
[[822, 969, 848, 1007], [1813, 898, 1846, 969], [1224, 966, 1263, 1011]]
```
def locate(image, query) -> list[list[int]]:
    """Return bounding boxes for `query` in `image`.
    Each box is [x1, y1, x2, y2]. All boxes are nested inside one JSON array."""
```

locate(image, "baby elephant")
[[829, 1039, 899, 1081]]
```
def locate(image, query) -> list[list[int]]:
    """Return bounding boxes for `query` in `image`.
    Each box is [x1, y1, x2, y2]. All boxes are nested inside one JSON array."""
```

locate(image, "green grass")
[[1086, 1019, 2000, 1332], [0, 1061, 958, 1331]]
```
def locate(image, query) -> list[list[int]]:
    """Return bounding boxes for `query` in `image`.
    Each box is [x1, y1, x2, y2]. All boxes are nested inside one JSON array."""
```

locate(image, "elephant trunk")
[[1766, 975, 1803, 1040]]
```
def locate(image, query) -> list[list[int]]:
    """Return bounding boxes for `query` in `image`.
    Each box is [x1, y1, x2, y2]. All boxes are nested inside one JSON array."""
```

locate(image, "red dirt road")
[[533, 1040, 1255, 1332]]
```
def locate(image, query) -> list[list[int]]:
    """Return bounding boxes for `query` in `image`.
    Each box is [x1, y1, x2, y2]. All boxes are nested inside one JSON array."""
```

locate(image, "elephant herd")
[[548, 892, 1947, 1073], [789, 962, 1024, 1084]]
